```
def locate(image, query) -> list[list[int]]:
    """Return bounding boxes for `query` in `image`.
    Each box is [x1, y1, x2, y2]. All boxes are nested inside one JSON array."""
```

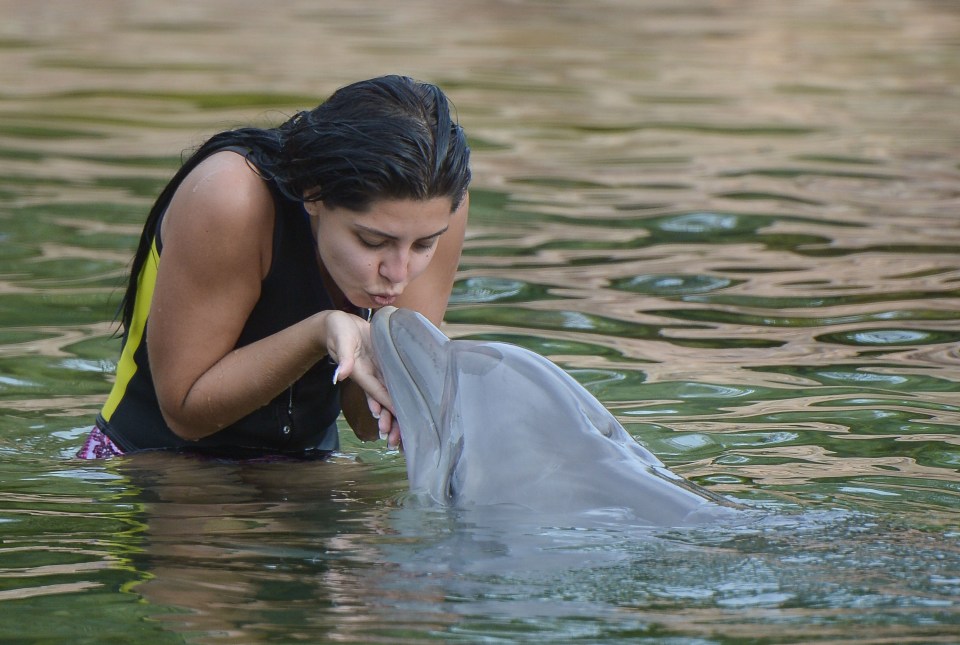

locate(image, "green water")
[[1, 1, 959, 642]]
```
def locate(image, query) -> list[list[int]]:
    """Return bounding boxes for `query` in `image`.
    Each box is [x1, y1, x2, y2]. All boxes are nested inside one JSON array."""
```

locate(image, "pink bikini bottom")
[[76, 426, 124, 460]]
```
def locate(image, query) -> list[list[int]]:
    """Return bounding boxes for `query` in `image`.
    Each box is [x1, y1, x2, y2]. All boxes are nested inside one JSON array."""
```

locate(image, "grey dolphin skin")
[[370, 306, 743, 526]]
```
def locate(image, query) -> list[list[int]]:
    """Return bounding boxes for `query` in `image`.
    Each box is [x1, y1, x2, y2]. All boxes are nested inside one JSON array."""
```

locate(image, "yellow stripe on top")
[[101, 239, 160, 421]]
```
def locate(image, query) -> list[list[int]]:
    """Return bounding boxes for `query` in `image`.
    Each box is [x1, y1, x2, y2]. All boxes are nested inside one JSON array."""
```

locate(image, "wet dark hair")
[[119, 75, 471, 331]]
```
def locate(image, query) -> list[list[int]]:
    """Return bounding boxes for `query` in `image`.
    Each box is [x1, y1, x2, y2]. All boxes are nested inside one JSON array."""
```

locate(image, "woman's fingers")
[[366, 399, 401, 449], [366, 395, 382, 420], [375, 407, 402, 450], [351, 361, 393, 412], [387, 416, 402, 451], [377, 407, 392, 440]]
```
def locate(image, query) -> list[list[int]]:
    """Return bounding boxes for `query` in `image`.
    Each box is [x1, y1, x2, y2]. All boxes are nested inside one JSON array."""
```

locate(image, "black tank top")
[[97, 145, 349, 457]]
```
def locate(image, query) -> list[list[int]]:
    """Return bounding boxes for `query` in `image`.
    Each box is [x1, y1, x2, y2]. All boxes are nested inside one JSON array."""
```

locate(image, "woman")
[[78, 75, 471, 459]]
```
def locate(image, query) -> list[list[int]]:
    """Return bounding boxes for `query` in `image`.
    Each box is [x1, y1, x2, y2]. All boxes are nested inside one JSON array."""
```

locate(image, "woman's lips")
[[370, 293, 398, 307]]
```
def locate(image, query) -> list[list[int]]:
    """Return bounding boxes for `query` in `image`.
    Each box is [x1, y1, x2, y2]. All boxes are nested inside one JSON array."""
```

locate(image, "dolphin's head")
[[370, 307, 674, 510], [370, 306, 458, 501]]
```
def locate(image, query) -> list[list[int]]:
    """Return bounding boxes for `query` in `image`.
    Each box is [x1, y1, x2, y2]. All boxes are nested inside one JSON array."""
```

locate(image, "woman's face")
[[304, 197, 453, 309]]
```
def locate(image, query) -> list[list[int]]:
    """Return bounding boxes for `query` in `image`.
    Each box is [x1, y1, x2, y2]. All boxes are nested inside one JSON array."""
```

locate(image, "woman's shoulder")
[[161, 149, 277, 274], [170, 150, 275, 226], [189, 148, 270, 197]]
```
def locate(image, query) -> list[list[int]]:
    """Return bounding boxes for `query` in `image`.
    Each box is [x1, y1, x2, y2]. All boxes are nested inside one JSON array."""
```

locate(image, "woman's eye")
[[358, 236, 437, 252], [414, 237, 440, 252], [359, 237, 386, 249]]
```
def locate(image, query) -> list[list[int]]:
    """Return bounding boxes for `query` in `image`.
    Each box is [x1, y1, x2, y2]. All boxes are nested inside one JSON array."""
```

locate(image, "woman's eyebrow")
[[354, 223, 450, 240]]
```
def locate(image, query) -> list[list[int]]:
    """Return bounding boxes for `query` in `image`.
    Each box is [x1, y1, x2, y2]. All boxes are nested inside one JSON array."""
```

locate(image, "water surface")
[[1, 1, 958, 642]]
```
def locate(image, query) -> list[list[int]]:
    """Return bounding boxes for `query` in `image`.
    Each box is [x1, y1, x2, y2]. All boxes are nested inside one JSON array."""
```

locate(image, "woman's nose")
[[379, 249, 409, 284]]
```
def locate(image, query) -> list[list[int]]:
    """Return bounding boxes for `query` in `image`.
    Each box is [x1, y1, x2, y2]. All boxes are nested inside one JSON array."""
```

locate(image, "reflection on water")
[[1, 0, 959, 642]]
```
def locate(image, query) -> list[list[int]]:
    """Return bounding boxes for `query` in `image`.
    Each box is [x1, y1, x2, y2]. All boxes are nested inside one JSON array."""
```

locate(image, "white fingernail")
[[379, 430, 389, 441], [331, 365, 341, 385]]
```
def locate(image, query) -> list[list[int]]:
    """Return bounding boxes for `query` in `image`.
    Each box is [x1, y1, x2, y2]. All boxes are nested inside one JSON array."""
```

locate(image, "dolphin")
[[370, 306, 744, 526]]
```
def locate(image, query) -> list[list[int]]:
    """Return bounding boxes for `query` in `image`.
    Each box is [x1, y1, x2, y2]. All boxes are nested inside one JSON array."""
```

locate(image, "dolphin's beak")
[[371, 306, 450, 425], [372, 307, 465, 503]]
